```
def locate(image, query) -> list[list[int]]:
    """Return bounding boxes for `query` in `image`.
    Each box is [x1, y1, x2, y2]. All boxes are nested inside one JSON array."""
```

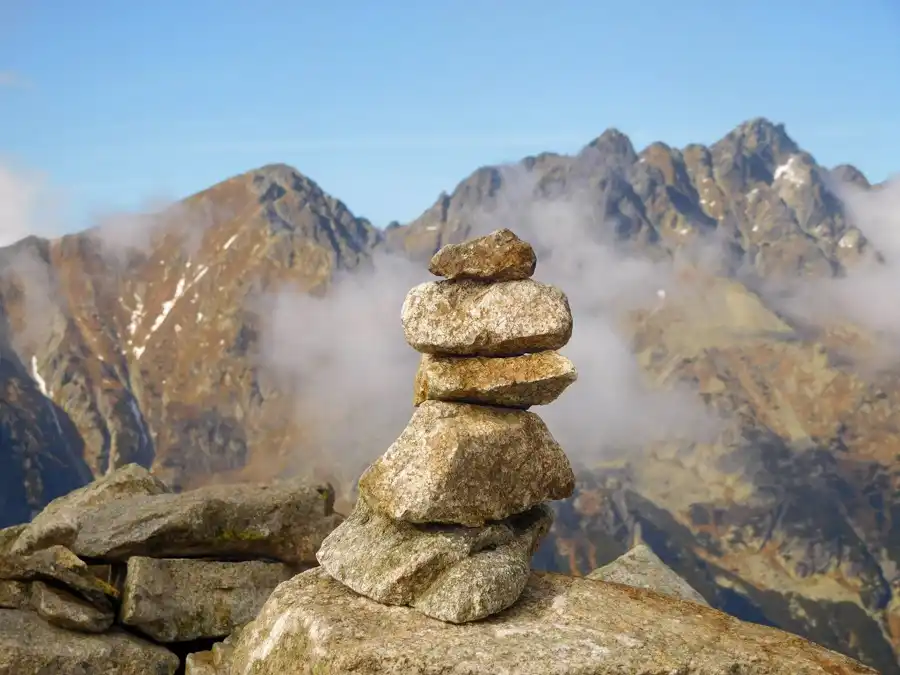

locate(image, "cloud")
[[257, 160, 719, 493], [0, 161, 52, 246], [759, 175, 900, 358]]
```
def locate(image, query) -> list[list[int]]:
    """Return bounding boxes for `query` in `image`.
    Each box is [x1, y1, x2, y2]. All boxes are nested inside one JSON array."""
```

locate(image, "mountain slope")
[[1, 119, 899, 672]]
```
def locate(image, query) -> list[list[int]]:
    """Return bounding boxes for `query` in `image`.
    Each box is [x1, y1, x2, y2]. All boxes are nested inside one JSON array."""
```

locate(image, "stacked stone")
[[317, 228, 578, 624]]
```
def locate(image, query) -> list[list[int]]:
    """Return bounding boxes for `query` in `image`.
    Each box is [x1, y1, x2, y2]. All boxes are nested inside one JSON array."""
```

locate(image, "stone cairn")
[[317, 228, 578, 623]]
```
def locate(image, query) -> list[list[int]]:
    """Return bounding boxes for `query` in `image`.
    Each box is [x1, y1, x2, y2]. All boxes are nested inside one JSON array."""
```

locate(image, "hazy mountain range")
[[1, 117, 899, 672]]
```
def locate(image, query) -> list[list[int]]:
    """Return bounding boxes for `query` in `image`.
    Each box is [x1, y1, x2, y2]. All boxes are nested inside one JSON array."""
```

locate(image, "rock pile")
[[0, 464, 342, 675], [316, 228, 579, 623]]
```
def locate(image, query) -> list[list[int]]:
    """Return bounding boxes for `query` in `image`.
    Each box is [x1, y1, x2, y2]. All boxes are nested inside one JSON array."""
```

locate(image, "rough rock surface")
[[120, 556, 292, 642], [401, 279, 573, 356], [0, 580, 28, 608], [428, 228, 536, 281], [586, 543, 709, 606], [358, 400, 574, 526], [72, 480, 342, 564], [220, 567, 875, 675], [0, 526, 24, 555], [31, 580, 114, 633], [12, 463, 170, 555], [0, 608, 179, 675], [0, 545, 118, 612], [413, 350, 577, 408], [318, 498, 551, 622]]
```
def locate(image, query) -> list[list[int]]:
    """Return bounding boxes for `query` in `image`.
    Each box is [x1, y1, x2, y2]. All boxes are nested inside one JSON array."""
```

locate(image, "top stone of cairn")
[[428, 228, 537, 281]]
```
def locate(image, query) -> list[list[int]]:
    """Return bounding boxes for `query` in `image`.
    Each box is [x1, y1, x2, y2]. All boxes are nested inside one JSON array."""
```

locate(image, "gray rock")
[[0, 526, 25, 555], [184, 651, 218, 675], [413, 351, 577, 409], [401, 279, 573, 357], [72, 479, 342, 565], [0, 545, 118, 613], [31, 580, 114, 633], [0, 608, 179, 675], [120, 557, 293, 642], [185, 625, 244, 675], [12, 464, 170, 556], [428, 228, 536, 281], [0, 580, 28, 609], [358, 401, 574, 526], [586, 543, 709, 606], [222, 567, 875, 675], [318, 499, 551, 623]]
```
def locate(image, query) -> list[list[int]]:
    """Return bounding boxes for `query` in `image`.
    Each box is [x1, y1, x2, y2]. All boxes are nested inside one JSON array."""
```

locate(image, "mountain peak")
[[584, 128, 637, 162]]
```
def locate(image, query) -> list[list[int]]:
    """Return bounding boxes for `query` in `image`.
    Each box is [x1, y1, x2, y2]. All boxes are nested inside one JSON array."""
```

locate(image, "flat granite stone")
[[120, 557, 293, 642], [413, 351, 577, 408], [401, 279, 573, 357], [223, 567, 875, 675]]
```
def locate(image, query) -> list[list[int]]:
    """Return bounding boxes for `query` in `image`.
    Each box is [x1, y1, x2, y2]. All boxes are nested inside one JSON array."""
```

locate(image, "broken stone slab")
[[0, 580, 28, 609], [413, 351, 577, 409], [318, 498, 551, 623], [120, 556, 293, 642], [31, 580, 114, 633], [0, 608, 180, 675], [0, 545, 118, 612], [358, 401, 574, 527], [586, 543, 709, 607], [428, 228, 537, 281], [221, 567, 875, 675], [12, 463, 170, 556], [71, 479, 343, 566], [402, 279, 573, 357]]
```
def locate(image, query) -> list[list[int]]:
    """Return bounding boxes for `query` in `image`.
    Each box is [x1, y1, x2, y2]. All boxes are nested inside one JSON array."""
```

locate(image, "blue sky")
[[0, 0, 898, 234]]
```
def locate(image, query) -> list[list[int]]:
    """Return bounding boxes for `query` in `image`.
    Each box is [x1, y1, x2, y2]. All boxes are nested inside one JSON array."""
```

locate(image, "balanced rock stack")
[[317, 228, 578, 623]]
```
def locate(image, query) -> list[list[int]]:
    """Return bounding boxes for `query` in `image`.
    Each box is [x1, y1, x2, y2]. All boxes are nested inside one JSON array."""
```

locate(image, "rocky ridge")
[[0, 464, 340, 674]]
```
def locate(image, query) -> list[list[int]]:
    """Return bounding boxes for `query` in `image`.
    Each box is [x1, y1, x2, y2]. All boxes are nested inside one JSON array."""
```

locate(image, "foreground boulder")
[[0, 608, 179, 675], [587, 543, 709, 607], [428, 228, 537, 281], [71, 479, 342, 565], [413, 351, 577, 408], [120, 557, 293, 642], [11, 464, 170, 555], [358, 400, 575, 526], [318, 498, 551, 622], [210, 567, 875, 674], [401, 278, 573, 356]]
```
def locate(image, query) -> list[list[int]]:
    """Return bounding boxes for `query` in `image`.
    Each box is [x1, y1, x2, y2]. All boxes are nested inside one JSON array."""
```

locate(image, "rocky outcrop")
[[0, 465, 342, 674], [199, 566, 876, 674], [586, 543, 709, 606], [318, 230, 577, 624]]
